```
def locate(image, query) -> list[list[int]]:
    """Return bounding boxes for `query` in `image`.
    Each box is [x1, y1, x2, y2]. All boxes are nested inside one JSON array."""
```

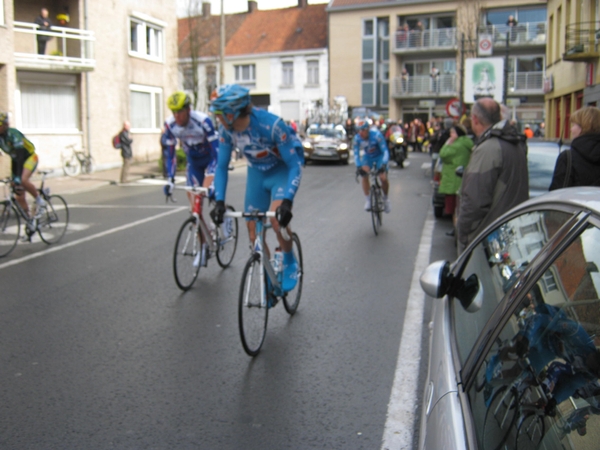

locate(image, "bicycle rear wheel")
[[38, 195, 69, 244], [0, 202, 20, 257], [238, 254, 268, 356], [62, 155, 81, 177], [173, 217, 201, 291], [215, 205, 239, 268], [283, 232, 303, 315], [482, 386, 518, 450], [370, 186, 382, 235]]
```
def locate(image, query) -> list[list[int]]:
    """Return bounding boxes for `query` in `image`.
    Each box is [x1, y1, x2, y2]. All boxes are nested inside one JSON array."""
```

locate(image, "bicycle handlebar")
[[224, 211, 290, 241]]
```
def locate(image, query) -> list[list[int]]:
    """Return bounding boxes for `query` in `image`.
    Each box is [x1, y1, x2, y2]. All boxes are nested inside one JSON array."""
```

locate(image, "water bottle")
[[273, 248, 283, 274], [193, 194, 201, 215]]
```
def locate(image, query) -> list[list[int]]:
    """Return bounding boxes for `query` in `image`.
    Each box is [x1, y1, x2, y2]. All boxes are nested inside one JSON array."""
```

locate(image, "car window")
[[528, 146, 560, 192], [453, 210, 573, 367], [467, 223, 600, 450]]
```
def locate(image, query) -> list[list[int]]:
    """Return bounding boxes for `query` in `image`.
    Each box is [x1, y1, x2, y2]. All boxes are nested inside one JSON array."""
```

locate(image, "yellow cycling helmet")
[[0, 112, 8, 127], [56, 13, 70, 23], [167, 91, 191, 112]]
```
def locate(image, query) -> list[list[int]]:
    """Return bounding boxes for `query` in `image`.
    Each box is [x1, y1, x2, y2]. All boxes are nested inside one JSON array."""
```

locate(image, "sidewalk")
[[39, 159, 247, 195]]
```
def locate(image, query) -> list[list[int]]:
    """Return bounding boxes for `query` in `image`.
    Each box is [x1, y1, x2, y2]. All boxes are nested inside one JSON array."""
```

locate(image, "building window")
[[129, 14, 165, 61], [130, 84, 162, 131], [235, 64, 256, 87], [18, 72, 78, 131], [362, 17, 389, 107], [183, 66, 195, 91], [307, 60, 319, 85], [282, 61, 294, 87]]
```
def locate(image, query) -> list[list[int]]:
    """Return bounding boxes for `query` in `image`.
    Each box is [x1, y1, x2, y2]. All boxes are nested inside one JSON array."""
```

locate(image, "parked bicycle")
[[226, 210, 303, 356], [168, 185, 239, 291], [62, 143, 94, 177], [0, 170, 69, 257], [356, 163, 385, 236]]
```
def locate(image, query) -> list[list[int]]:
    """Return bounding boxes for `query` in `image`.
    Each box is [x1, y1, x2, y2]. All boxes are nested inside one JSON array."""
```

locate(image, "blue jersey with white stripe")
[[353, 128, 389, 166], [161, 110, 219, 179], [214, 108, 302, 203]]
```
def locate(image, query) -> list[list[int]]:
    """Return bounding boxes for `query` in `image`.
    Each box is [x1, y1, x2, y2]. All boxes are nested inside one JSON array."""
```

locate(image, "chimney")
[[202, 1, 211, 18], [248, 0, 258, 13], [298, 0, 308, 7]]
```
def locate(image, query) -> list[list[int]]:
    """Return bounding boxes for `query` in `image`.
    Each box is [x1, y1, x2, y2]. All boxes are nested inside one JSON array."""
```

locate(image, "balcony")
[[563, 22, 600, 62], [392, 74, 457, 98], [393, 28, 457, 53], [508, 71, 544, 95], [478, 21, 546, 47], [14, 21, 95, 72]]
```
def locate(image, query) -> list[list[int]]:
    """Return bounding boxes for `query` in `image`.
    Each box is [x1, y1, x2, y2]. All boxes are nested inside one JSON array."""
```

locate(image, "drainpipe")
[[84, 0, 92, 158]]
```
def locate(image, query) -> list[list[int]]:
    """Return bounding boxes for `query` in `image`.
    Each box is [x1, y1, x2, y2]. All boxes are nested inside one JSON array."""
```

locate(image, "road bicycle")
[[226, 210, 303, 356], [169, 186, 239, 291], [0, 170, 69, 257], [62, 143, 95, 177], [356, 163, 385, 236]]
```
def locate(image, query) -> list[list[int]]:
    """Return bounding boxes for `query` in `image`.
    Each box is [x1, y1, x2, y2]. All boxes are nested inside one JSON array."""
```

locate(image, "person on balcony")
[[34, 8, 52, 55], [401, 68, 410, 93], [506, 15, 518, 43], [430, 65, 440, 93]]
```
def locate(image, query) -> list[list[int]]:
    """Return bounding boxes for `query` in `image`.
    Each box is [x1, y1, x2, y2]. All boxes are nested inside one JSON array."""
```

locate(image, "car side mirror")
[[454, 274, 483, 313], [455, 166, 464, 178], [420, 260, 452, 298]]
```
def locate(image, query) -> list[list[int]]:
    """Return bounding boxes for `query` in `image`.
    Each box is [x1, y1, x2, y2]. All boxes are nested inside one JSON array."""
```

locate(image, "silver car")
[[419, 187, 600, 450]]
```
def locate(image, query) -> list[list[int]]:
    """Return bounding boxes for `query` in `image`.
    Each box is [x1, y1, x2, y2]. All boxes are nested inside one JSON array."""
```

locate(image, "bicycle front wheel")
[[283, 232, 303, 315], [215, 205, 239, 268], [238, 254, 268, 356], [370, 186, 382, 235], [38, 195, 69, 244], [515, 412, 545, 450], [62, 155, 81, 177], [0, 202, 20, 257], [173, 217, 201, 291], [482, 386, 518, 450]]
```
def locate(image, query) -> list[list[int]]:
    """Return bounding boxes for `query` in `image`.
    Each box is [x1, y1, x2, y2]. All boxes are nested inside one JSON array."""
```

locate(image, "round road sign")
[[446, 98, 464, 118]]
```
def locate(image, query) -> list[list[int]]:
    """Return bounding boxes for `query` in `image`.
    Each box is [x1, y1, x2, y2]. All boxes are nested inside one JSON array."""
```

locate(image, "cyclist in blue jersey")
[[209, 84, 302, 292], [161, 92, 219, 203], [353, 118, 391, 213]]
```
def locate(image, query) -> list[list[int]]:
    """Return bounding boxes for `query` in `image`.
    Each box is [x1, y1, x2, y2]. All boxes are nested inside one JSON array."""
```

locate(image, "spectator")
[[345, 118, 354, 140], [549, 106, 600, 190], [506, 15, 518, 42], [118, 121, 133, 183], [534, 122, 545, 137], [397, 24, 409, 48], [523, 124, 534, 138], [430, 65, 440, 93], [34, 8, 52, 55], [415, 21, 425, 46], [401, 67, 410, 93], [56, 13, 69, 27], [438, 124, 473, 227], [457, 97, 529, 249]]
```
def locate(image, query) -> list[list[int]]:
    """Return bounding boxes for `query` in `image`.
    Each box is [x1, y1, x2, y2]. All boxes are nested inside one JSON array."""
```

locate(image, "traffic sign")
[[478, 34, 493, 56], [446, 98, 465, 118]]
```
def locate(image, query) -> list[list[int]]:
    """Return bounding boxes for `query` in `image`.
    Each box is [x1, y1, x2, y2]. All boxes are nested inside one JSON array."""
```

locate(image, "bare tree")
[[183, 0, 203, 110]]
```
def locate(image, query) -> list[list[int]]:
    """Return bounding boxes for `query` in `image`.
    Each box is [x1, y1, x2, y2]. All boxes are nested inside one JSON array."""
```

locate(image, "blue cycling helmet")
[[356, 118, 370, 131], [209, 84, 251, 129]]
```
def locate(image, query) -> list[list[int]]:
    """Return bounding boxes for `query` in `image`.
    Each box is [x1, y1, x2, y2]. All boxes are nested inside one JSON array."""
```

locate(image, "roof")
[[328, 0, 453, 10], [178, 13, 247, 59], [225, 4, 327, 55]]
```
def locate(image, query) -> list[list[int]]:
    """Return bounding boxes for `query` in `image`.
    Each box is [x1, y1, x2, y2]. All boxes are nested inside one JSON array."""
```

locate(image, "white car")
[[419, 187, 600, 450]]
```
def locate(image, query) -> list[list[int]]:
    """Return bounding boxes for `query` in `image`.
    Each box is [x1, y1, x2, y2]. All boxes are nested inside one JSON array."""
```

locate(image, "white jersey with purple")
[[353, 127, 390, 168], [162, 110, 219, 185], [214, 108, 302, 210]]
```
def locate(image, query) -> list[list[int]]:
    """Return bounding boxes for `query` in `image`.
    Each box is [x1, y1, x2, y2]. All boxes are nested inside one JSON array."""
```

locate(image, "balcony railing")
[[564, 22, 600, 61], [393, 27, 457, 52], [392, 73, 457, 97], [508, 71, 544, 94], [14, 21, 95, 71], [478, 21, 547, 47]]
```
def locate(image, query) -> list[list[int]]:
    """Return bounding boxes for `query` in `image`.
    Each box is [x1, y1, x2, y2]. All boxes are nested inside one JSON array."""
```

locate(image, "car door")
[[421, 207, 576, 449]]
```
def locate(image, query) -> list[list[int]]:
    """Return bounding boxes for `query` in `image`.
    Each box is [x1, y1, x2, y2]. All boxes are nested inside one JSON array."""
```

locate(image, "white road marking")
[[0, 207, 186, 271], [381, 210, 434, 450], [68, 204, 182, 209]]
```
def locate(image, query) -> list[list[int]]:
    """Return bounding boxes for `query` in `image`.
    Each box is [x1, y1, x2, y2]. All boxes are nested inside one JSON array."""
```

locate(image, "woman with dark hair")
[[549, 106, 600, 190], [438, 123, 473, 221]]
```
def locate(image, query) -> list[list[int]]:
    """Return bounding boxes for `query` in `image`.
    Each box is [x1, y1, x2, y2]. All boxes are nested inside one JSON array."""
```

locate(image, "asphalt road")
[[0, 153, 457, 449]]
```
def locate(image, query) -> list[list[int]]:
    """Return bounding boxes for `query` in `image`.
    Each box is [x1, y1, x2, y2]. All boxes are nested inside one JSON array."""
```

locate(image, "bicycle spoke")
[[283, 232, 303, 315], [216, 206, 239, 268], [173, 217, 201, 291], [238, 255, 268, 356], [0, 203, 20, 257], [38, 195, 69, 244]]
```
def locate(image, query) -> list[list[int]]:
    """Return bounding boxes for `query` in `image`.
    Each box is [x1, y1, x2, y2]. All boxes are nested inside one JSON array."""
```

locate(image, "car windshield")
[[527, 143, 561, 193], [310, 128, 344, 139]]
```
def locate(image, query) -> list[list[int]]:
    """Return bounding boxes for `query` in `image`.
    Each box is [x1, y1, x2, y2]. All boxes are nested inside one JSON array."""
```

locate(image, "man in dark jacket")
[[118, 121, 133, 183], [457, 98, 529, 250], [34, 8, 52, 55]]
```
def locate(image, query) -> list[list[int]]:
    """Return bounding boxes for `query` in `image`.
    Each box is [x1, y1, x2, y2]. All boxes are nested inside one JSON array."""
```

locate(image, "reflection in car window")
[[453, 210, 572, 367], [468, 224, 600, 450]]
